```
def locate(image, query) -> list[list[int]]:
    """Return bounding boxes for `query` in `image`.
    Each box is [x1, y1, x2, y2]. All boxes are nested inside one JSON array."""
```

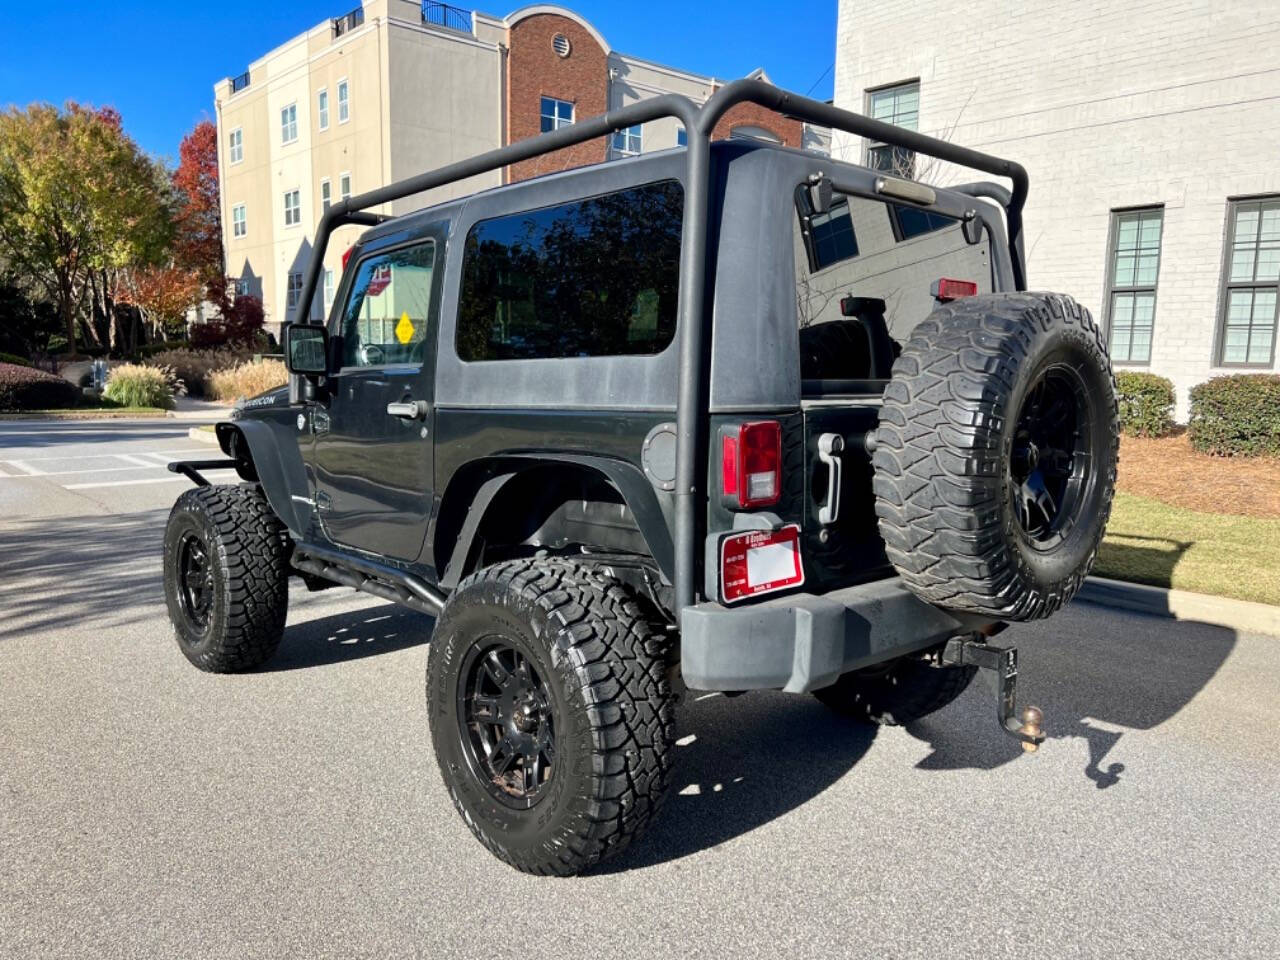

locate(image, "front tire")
[[162, 483, 290, 672], [427, 559, 675, 876]]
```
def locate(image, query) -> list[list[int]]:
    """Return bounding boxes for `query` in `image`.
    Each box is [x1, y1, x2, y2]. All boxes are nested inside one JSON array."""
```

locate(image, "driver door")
[[310, 234, 441, 562]]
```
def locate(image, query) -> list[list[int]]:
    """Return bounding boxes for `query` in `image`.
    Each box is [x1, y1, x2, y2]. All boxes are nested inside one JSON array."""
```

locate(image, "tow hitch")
[[942, 635, 1045, 752]]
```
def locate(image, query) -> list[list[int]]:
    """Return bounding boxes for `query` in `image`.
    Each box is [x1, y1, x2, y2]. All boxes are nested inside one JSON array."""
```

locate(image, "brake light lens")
[[721, 524, 804, 602], [341, 245, 355, 271], [933, 277, 978, 302], [721, 420, 781, 508]]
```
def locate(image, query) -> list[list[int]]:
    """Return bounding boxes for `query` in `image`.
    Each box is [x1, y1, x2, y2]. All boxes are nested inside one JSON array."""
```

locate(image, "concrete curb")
[[187, 427, 219, 445], [1079, 576, 1280, 636]]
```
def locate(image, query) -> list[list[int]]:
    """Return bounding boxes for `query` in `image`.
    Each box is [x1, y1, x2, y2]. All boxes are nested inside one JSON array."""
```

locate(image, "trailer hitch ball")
[[942, 635, 1047, 751], [1017, 705, 1044, 753]]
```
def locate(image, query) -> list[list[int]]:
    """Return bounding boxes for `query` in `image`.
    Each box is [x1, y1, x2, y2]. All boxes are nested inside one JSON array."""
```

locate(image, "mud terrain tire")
[[873, 293, 1118, 621]]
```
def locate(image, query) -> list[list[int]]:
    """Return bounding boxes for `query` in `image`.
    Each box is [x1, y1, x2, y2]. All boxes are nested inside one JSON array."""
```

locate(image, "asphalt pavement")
[[1, 418, 1277, 959]]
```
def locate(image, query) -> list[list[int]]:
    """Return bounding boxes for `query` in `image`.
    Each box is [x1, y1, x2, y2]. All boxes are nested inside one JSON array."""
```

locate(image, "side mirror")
[[284, 323, 328, 376]]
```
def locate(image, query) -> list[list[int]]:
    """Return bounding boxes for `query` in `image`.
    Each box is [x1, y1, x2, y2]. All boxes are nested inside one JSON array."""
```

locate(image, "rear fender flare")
[[438, 454, 674, 589]]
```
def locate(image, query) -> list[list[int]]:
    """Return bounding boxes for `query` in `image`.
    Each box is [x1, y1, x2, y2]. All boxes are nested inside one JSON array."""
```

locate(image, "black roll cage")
[[291, 78, 1030, 619]]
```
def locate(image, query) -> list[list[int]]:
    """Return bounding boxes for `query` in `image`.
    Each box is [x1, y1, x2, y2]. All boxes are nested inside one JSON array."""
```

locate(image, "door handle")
[[386, 400, 429, 421], [817, 432, 844, 526]]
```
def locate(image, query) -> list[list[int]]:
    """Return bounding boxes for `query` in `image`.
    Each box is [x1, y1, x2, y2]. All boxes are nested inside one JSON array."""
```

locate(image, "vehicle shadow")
[[266, 601, 434, 670], [1095, 532, 1194, 590], [0, 509, 168, 639], [904, 600, 1236, 788], [593, 691, 877, 874]]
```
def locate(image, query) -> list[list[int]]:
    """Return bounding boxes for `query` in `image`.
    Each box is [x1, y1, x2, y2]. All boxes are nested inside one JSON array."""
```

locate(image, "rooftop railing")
[[332, 6, 364, 38], [422, 1, 473, 34]]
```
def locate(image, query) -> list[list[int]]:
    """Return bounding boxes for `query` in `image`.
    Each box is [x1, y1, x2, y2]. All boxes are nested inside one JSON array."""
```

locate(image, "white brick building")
[[835, 0, 1280, 417]]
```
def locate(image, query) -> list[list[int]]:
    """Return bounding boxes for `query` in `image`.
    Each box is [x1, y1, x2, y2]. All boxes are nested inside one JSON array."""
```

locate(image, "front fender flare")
[[215, 420, 310, 538]]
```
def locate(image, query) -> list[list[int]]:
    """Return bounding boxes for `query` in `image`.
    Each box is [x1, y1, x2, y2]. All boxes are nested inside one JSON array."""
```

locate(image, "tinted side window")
[[457, 181, 682, 361], [340, 241, 436, 368]]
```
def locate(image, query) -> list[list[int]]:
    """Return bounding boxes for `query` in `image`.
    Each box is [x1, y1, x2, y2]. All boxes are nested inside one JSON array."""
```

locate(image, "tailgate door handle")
[[817, 433, 844, 526], [386, 400, 429, 421]]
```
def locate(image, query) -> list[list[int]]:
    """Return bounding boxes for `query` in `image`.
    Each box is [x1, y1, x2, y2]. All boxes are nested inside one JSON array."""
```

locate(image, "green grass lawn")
[[1097, 491, 1280, 606]]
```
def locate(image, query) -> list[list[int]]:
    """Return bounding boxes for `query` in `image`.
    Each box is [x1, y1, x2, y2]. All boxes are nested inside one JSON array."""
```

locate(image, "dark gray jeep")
[[163, 80, 1118, 876]]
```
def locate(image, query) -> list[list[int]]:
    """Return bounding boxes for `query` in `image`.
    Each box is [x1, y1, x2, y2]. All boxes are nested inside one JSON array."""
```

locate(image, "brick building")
[[214, 1, 828, 334], [835, 0, 1280, 417]]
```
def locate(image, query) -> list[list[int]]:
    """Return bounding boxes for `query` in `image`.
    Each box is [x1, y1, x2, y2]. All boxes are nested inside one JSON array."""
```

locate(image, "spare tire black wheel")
[[873, 293, 1118, 621]]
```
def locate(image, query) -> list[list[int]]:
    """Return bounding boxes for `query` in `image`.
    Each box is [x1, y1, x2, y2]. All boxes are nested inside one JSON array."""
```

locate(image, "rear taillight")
[[721, 420, 781, 509], [932, 277, 978, 302]]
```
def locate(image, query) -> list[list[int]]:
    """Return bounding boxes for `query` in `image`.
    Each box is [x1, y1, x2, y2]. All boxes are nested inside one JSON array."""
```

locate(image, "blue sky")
[[0, 1, 837, 161]]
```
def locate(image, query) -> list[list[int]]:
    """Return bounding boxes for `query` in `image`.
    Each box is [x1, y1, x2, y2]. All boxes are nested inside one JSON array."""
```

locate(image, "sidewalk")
[[166, 395, 235, 420]]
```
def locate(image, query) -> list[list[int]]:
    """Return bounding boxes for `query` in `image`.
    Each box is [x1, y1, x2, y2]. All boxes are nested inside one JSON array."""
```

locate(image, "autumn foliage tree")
[[0, 103, 171, 356], [172, 120, 223, 287]]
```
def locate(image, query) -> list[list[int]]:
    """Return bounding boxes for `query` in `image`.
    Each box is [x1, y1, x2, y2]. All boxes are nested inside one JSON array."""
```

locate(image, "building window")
[[283, 189, 301, 227], [1104, 208, 1163, 364], [318, 88, 329, 131], [231, 203, 247, 238], [228, 128, 243, 165], [612, 124, 641, 157], [281, 104, 298, 144], [337, 79, 349, 123], [866, 81, 919, 178], [1218, 197, 1279, 366], [324, 268, 335, 308], [339, 172, 351, 200], [287, 272, 303, 311], [676, 126, 687, 148], [457, 180, 683, 361], [321, 179, 331, 213], [233, 278, 250, 296], [540, 96, 573, 133]]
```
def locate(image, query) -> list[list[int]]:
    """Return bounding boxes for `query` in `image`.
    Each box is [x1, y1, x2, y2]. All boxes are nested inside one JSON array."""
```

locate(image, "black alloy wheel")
[[457, 639, 557, 809], [1009, 364, 1093, 547], [176, 531, 215, 633]]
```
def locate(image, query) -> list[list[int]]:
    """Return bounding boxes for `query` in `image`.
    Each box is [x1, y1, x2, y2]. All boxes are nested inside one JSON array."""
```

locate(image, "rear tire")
[[162, 483, 290, 672], [873, 293, 1118, 621], [814, 651, 977, 726], [427, 559, 675, 876]]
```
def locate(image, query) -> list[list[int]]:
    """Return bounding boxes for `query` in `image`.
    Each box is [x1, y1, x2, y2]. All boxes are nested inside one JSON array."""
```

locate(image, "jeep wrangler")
[[163, 80, 1118, 876]]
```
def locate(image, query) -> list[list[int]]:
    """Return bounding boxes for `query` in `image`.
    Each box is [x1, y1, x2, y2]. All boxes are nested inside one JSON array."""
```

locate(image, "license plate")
[[720, 524, 804, 603]]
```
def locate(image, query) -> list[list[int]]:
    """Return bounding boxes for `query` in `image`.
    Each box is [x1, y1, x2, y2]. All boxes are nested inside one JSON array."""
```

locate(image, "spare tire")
[[872, 293, 1117, 621]]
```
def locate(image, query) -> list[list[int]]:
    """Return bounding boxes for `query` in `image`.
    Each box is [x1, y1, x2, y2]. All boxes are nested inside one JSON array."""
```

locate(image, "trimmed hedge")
[[1188, 374, 1280, 456], [1115, 371, 1176, 438], [0, 361, 78, 410], [0, 351, 30, 367]]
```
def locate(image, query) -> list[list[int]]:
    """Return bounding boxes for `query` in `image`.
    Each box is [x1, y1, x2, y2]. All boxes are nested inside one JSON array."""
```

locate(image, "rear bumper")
[[680, 577, 995, 693]]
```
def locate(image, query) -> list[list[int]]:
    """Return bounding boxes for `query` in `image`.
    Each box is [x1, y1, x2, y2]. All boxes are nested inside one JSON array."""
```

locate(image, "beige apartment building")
[[215, 1, 829, 335]]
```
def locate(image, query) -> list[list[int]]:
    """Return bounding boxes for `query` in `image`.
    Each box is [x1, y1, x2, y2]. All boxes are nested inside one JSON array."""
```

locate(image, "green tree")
[[0, 103, 173, 356]]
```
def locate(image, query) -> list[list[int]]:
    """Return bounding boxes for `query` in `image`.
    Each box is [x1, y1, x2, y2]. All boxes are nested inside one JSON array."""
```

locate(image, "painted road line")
[[5, 461, 44, 476], [63, 470, 238, 491], [0, 464, 162, 478], [115, 454, 157, 468], [0, 448, 209, 465]]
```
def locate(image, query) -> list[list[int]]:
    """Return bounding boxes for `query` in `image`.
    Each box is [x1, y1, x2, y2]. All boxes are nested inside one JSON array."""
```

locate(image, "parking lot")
[[2, 418, 1278, 959]]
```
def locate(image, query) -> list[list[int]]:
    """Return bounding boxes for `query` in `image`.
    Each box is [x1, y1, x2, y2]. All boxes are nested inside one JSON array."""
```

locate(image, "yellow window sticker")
[[395, 312, 415, 345]]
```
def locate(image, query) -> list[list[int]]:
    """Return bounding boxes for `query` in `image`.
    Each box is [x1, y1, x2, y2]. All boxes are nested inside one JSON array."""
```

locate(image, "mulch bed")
[[1117, 430, 1280, 519]]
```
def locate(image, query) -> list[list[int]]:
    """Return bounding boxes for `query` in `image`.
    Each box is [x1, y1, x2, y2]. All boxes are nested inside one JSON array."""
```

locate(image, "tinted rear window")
[[456, 181, 683, 361]]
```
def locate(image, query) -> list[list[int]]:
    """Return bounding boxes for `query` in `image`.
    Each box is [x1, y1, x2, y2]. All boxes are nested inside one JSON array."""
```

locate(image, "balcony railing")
[[332, 6, 365, 38], [422, 1, 473, 34], [230, 70, 251, 94]]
